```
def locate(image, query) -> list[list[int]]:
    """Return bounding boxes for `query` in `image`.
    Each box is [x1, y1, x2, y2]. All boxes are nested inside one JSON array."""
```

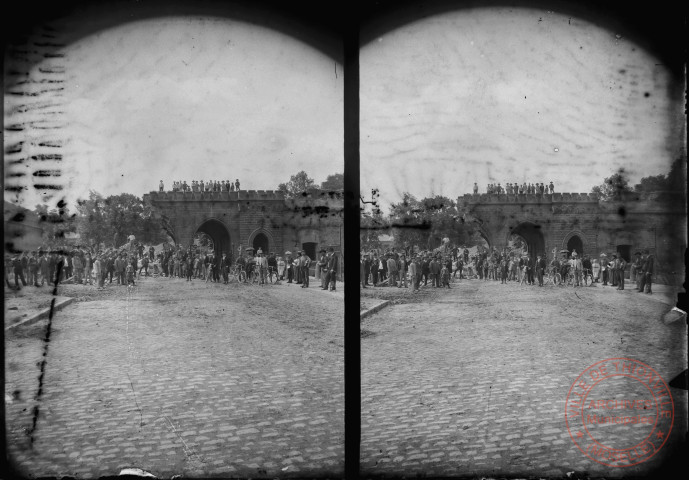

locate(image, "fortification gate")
[[143, 190, 343, 264], [457, 192, 686, 277]]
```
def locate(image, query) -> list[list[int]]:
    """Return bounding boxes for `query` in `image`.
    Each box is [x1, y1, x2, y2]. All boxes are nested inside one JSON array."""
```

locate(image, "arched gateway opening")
[[252, 233, 269, 254], [196, 220, 231, 261], [567, 235, 584, 258], [509, 222, 545, 258]]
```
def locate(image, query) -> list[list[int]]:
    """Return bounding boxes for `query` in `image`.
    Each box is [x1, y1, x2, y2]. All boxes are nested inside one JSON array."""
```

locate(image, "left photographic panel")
[[4, 1, 344, 477]]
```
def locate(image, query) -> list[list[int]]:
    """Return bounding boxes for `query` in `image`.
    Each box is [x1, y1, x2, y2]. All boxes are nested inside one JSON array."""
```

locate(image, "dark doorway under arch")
[[302, 242, 317, 260], [196, 220, 231, 261], [253, 233, 269, 255], [509, 222, 545, 258], [567, 235, 584, 258]]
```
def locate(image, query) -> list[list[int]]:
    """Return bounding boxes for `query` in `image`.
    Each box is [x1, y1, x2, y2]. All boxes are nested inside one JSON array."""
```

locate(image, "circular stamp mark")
[[565, 358, 674, 467]]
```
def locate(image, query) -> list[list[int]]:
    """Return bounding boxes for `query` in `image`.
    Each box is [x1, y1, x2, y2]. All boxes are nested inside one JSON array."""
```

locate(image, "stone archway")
[[567, 235, 584, 257], [196, 219, 231, 260], [508, 222, 545, 257], [252, 233, 269, 254], [562, 230, 588, 258], [248, 228, 275, 255]]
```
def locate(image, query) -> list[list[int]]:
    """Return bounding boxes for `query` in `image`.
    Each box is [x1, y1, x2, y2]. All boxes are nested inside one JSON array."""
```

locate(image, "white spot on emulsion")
[[554, 147, 559, 152]]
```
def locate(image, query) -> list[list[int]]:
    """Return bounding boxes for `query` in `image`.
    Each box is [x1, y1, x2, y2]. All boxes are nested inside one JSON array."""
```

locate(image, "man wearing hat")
[[220, 252, 231, 284], [638, 249, 654, 294], [363, 252, 371, 286], [360, 252, 367, 288], [600, 254, 609, 285], [398, 253, 407, 288], [421, 254, 430, 286], [630, 251, 642, 284], [284, 251, 293, 283], [299, 250, 311, 288], [94, 254, 104, 290], [12, 255, 27, 289], [615, 253, 626, 290], [536, 254, 546, 286], [387, 251, 398, 288], [409, 254, 419, 291], [324, 247, 338, 291], [570, 251, 582, 286], [267, 252, 278, 283], [256, 251, 268, 285], [293, 251, 302, 284], [608, 254, 618, 287], [582, 254, 592, 285], [429, 255, 440, 287], [378, 252, 387, 285], [317, 249, 327, 288], [370, 253, 379, 286]]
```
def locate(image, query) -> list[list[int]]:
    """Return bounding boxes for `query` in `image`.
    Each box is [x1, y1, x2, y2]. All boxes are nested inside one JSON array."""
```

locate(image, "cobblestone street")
[[361, 280, 686, 477], [5, 276, 344, 478]]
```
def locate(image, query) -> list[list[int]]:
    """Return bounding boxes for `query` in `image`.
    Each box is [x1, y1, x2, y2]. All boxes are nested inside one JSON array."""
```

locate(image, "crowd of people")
[[154, 245, 339, 291], [160, 179, 241, 193], [5, 242, 341, 292], [360, 246, 656, 293], [473, 181, 556, 195], [5, 246, 144, 291]]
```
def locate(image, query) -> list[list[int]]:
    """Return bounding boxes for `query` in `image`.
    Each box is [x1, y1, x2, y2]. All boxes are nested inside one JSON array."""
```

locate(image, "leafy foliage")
[[387, 193, 479, 251], [34, 199, 78, 243], [594, 158, 686, 201], [320, 173, 344, 191], [360, 209, 390, 252], [633, 157, 686, 194], [277, 171, 318, 198], [75, 191, 166, 249], [591, 169, 633, 200]]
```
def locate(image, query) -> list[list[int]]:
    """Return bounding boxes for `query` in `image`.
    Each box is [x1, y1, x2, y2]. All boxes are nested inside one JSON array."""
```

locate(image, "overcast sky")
[[5, 16, 343, 211], [361, 8, 684, 212]]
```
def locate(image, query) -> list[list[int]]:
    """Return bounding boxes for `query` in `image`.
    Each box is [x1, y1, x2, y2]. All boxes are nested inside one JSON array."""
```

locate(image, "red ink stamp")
[[565, 358, 674, 467]]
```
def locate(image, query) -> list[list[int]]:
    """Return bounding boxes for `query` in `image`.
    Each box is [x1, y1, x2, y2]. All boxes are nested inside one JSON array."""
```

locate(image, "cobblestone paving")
[[5, 276, 343, 478], [361, 280, 687, 477]]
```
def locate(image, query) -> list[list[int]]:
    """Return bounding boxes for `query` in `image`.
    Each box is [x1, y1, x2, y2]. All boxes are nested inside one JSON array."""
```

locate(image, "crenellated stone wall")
[[457, 192, 686, 284], [143, 190, 344, 275]]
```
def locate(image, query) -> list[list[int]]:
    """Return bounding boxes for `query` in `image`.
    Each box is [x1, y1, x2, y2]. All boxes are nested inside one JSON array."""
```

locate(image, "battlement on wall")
[[144, 190, 286, 202], [459, 192, 600, 205]]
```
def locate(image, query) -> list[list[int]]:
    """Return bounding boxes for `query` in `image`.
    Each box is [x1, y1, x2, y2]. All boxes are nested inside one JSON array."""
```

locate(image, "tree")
[[387, 194, 478, 251], [34, 200, 78, 244], [75, 190, 109, 249], [591, 169, 633, 201], [633, 174, 667, 193], [388, 193, 428, 251], [320, 173, 344, 191], [277, 171, 319, 198], [76, 191, 166, 249], [360, 209, 389, 252], [633, 157, 686, 194], [665, 157, 686, 193]]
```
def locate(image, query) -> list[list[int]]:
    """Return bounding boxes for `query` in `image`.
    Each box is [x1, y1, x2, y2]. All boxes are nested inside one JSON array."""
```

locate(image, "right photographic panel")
[[360, 1, 686, 477]]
